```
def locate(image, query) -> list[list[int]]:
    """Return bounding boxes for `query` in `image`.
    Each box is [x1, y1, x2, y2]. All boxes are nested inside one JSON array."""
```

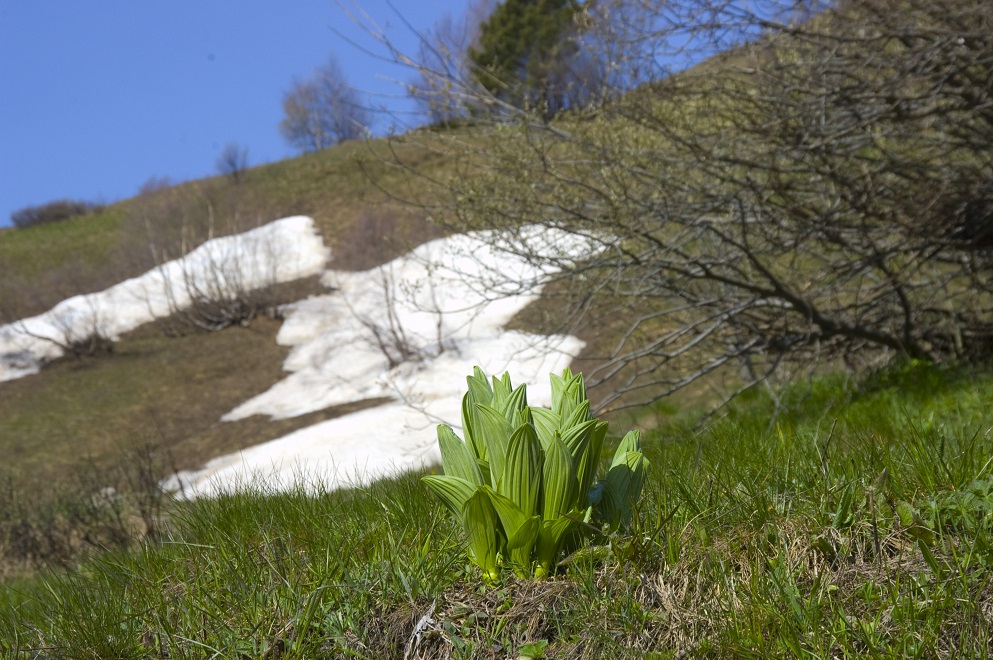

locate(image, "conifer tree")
[[470, 0, 581, 117]]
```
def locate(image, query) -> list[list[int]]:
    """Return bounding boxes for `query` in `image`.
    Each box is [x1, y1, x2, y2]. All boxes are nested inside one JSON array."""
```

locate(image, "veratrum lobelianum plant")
[[423, 367, 649, 580]]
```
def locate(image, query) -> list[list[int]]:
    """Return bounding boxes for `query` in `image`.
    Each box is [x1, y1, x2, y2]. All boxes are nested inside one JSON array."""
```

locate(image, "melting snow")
[[0, 216, 329, 381], [1, 216, 592, 497]]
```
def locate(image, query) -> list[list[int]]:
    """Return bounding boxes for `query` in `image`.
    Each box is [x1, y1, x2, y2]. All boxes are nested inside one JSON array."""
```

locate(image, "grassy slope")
[[0, 316, 387, 488], [0, 136, 456, 493], [0, 208, 126, 280], [0, 136, 453, 305], [3, 361, 992, 657], [0, 126, 705, 495], [0, 44, 780, 493]]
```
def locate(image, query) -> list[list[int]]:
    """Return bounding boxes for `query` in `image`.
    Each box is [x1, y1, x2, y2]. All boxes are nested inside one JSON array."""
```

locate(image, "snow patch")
[[2, 215, 595, 498], [170, 227, 592, 497], [0, 216, 329, 381]]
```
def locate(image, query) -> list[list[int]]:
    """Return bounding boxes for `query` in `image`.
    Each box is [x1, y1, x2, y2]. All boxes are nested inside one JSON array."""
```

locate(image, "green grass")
[[3, 361, 992, 657], [0, 208, 126, 280], [0, 319, 296, 491]]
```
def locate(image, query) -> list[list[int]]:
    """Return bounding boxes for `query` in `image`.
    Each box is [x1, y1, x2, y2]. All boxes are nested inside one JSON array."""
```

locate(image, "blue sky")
[[0, 1, 469, 227]]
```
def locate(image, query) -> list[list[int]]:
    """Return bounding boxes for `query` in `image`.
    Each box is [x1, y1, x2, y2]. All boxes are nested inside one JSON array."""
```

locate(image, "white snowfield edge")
[[0, 216, 329, 382], [170, 227, 590, 497], [0, 216, 594, 497]]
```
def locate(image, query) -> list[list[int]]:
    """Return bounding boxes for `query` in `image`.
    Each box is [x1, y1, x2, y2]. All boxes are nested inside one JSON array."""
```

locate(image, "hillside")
[[3, 0, 993, 653], [0, 126, 710, 501], [0, 137, 453, 313], [0, 212, 595, 490], [0, 136, 463, 470]]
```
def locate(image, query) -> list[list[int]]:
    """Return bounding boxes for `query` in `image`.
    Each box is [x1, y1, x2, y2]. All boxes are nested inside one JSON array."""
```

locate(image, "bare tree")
[[140, 204, 295, 335], [280, 54, 370, 152], [407, 0, 498, 124], [215, 142, 249, 183], [368, 0, 993, 410]]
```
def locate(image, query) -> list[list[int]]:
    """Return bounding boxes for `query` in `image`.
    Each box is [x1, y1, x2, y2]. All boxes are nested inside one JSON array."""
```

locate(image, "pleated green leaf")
[[428, 366, 648, 582], [437, 424, 484, 486], [553, 369, 586, 424], [461, 392, 485, 463], [464, 489, 501, 581], [491, 371, 513, 408], [482, 486, 528, 538], [481, 485, 540, 575], [530, 406, 559, 449], [569, 369, 587, 402], [549, 371, 567, 419], [466, 366, 494, 406], [507, 515, 541, 552], [556, 385, 579, 425], [535, 513, 579, 578], [542, 435, 576, 521], [421, 475, 476, 520], [501, 383, 529, 422], [473, 403, 513, 490], [510, 405, 532, 432], [476, 459, 492, 489], [560, 418, 597, 454], [502, 422, 542, 517], [580, 421, 608, 503], [563, 400, 592, 429], [611, 430, 642, 467], [602, 450, 650, 528]]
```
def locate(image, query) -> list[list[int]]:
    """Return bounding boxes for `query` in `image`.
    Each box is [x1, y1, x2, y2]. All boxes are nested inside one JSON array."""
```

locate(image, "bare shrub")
[[155, 251, 289, 335], [10, 199, 104, 229], [331, 207, 445, 271], [43, 298, 115, 360], [216, 142, 250, 183], [0, 439, 171, 576], [0, 259, 116, 363], [147, 218, 293, 335], [347, 266, 426, 369], [112, 180, 313, 336], [136, 175, 173, 196], [1, 184, 323, 375], [121, 175, 304, 273], [367, 0, 993, 410], [319, 206, 453, 384]]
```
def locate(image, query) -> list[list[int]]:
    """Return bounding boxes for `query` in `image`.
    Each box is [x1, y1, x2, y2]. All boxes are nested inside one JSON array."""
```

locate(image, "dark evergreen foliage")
[[470, 0, 581, 117]]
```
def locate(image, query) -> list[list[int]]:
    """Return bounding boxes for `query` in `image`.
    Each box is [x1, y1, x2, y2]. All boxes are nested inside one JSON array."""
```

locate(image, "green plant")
[[423, 367, 649, 580]]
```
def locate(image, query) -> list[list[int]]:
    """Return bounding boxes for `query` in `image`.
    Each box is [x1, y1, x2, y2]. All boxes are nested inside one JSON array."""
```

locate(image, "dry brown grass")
[[365, 578, 575, 659]]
